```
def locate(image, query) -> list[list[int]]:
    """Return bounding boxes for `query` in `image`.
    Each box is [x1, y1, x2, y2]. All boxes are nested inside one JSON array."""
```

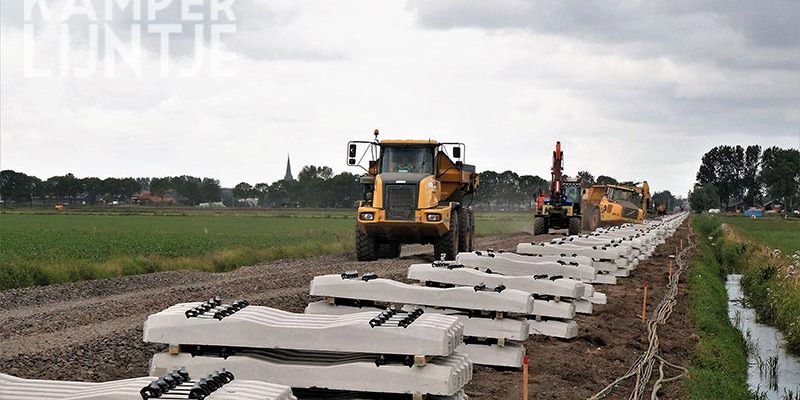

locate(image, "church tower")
[[283, 154, 294, 181]]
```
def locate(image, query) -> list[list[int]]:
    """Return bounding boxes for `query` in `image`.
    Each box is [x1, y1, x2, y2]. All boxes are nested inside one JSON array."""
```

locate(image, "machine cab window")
[[563, 185, 581, 204], [380, 146, 434, 174]]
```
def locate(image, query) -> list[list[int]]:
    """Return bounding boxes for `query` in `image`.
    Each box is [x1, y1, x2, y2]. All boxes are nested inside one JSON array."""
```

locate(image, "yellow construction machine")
[[582, 181, 651, 230], [534, 141, 583, 236], [347, 130, 479, 261]]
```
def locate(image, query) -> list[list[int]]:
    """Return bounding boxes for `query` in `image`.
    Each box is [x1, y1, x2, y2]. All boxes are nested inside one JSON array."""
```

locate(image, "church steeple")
[[284, 154, 294, 181]]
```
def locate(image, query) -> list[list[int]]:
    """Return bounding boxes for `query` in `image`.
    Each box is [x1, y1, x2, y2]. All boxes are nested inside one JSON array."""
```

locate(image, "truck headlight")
[[426, 213, 442, 221], [360, 212, 375, 221]]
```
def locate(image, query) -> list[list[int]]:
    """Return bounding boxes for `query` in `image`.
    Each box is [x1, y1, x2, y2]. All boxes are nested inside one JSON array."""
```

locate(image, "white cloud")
[[1, 0, 798, 196]]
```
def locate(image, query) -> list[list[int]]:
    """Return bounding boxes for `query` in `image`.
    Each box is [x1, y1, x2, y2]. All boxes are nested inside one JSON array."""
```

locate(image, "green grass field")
[[719, 215, 800, 254], [0, 209, 532, 290]]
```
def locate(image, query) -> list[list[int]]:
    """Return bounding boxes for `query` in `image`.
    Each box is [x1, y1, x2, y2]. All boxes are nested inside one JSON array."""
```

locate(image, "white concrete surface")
[[144, 303, 463, 357], [456, 342, 526, 369], [310, 275, 535, 314], [150, 351, 472, 396], [0, 373, 296, 400], [456, 252, 597, 282], [305, 302, 530, 341], [407, 263, 586, 299]]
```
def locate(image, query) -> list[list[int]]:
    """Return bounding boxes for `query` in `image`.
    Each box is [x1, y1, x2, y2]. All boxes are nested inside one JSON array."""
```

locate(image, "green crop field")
[[0, 209, 532, 290]]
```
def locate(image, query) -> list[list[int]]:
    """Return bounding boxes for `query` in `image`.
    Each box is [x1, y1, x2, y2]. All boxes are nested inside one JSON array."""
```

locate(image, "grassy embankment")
[[686, 215, 750, 399], [0, 209, 532, 290], [686, 215, 800, 399]]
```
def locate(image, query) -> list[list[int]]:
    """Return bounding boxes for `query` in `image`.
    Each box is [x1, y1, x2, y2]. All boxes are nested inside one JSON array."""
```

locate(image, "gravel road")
[[0, 225, 695, 400]]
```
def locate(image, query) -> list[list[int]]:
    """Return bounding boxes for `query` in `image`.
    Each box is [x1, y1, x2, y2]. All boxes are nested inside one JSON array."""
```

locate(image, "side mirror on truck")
[[348, 144, 357, 165], [452, 146, 461, 159]]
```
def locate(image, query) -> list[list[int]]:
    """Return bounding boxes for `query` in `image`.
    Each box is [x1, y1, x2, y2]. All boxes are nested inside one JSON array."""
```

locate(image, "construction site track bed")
[[0, 227, 695, 400]]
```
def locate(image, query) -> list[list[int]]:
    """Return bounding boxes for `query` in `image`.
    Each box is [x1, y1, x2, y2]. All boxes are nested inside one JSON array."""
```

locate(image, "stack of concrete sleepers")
[[306, 271, 576, 368], [0, 369, 295, 400], [546, 214, 686, 263], [514, 213, 686, 284], [406, 260, 597, 314], [455, 250, 616, 285], [145, 298, 471, 399], [516, 241, 637, 277]]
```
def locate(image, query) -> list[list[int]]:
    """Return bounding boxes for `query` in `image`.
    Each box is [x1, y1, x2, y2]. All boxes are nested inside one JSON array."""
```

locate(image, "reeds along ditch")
[[705, 216, 800, 355]]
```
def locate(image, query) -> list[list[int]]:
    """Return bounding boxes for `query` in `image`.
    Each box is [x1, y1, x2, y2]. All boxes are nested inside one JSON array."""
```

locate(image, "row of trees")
[[0, 171, 142, 205], [3, 166, 681, 211], [689, 145, 800, 212], [149, 176, 222, 204], [472, 171, 548, 209], [0, 170, 222, 206], [232, 166, 362, 208]]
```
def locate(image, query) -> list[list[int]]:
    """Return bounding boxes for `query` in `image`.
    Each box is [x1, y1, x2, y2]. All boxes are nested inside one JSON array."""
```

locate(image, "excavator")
[[347, 130, 479, 261], [582, 181, 651, 231], [533, 142, 583, 236]]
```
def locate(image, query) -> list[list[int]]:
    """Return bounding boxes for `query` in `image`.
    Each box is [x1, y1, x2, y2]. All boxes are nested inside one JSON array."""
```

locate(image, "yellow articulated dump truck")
[[347, 130, 479, 261], [582, 181, 651, 231]]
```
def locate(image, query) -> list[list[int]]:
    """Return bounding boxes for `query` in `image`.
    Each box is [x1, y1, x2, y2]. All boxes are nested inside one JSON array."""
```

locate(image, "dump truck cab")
[[347, 131, 479, 261]]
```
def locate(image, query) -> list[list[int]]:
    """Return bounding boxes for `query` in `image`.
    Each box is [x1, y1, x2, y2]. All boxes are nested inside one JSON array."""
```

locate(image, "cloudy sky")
[[1, 0, 798, 195]]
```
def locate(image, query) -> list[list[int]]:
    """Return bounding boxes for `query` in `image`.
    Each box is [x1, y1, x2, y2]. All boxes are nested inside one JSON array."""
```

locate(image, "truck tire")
[[568, 216, 581, 236], [378, 242, 402, 259], [355, 228, 379, 261], [468, 209, 475, 251], [434, 211, 460, 260], [584, 206, 601, 232], [458, 208, 471, 252], [533, 216, 547, 235]]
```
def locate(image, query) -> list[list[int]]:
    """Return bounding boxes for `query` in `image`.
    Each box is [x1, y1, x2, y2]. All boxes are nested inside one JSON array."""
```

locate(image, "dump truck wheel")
[[468, 209, 475, 251], [568, 217, 581, 236], [434, 211, 459, 260], [378, 242, 402, 259], [533, 216, 547, 235], [458, 208, 471, 253], [355, 228, 379, 261], [587, 206, 601, 232]]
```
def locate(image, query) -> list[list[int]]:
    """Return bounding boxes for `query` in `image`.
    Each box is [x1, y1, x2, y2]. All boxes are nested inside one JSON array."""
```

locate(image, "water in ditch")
[[727, 274, 800, 399]]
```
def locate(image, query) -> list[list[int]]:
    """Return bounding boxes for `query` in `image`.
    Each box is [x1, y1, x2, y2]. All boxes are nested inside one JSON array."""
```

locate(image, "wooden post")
[[668, 259, 673, 277], [641, 282, 649, 323], [523, 354, 529, 400]]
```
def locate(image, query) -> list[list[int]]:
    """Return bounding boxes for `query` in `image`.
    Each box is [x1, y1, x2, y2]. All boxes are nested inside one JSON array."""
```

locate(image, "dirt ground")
[[0, 224, 696, 400]]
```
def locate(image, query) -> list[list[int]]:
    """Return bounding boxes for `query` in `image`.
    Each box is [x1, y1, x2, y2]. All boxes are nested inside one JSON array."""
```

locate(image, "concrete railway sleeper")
[[407, 262, 601, 314], [145, 302, 464, 357], [305, 301, 537, 367], [0, 370, 295, 400], [150, 351, 472, 396]]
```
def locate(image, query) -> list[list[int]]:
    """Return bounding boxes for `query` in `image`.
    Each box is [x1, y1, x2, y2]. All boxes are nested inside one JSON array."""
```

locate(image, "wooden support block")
[[414, 355, 433, 367]]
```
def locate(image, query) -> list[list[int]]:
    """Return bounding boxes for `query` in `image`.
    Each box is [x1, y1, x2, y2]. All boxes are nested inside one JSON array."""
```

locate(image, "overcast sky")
[[1, 0, 798, 195]]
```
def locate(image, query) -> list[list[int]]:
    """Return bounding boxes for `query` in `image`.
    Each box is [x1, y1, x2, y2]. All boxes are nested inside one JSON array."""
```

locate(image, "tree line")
[[689, 145, 800, 213], [2, 166, 678, 211], [0, 170, 221, 206]]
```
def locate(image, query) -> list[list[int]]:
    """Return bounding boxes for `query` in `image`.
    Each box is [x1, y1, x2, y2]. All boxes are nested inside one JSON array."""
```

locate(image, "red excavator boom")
[[550, 141, 564, 202]]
